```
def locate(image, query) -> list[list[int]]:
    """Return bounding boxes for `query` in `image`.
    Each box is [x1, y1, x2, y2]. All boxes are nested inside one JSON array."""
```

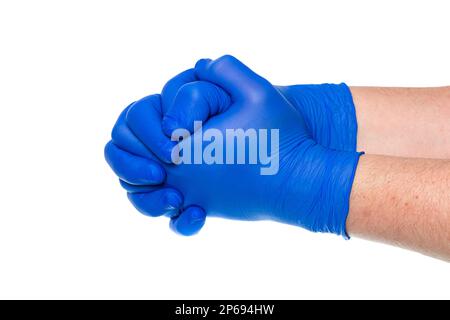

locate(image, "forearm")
[[347, 154, 450, 261], [351, 86, 450, 159]]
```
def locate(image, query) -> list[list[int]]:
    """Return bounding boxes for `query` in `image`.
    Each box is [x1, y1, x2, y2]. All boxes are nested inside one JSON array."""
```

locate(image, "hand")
[[105, 56, 360, 236], [124, 55, 363, 236]]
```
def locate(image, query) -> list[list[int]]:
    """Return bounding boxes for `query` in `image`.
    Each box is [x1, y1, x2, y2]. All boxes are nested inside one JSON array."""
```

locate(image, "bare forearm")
[[351, 87, 450, 159], [347, 155, 450, 261]]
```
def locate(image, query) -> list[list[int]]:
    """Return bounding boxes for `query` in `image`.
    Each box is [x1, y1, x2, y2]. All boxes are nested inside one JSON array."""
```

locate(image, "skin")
[[347, 87, 450, 260], [351, 86, 450, 159], [347, 155, 450, 261]]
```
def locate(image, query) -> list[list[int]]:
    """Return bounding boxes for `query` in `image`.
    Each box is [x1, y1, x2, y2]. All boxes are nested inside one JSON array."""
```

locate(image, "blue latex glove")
[[123, 55, 363, 237], [105, 58, 360, 236]]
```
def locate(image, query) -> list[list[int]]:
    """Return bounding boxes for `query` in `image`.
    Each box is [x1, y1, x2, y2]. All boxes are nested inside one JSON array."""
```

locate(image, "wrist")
[[277, 83, 358, 151], [302, 146, 364, 237], [278, 141, 364, 237]]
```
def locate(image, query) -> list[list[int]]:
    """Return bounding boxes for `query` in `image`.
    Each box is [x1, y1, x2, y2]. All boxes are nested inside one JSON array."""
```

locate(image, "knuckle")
[[209, 54, 236, 73], [111, 121, 125, 143], [180, 82, 202, 101], [216, 54, 236, 65], [104, 141, 116, 163]]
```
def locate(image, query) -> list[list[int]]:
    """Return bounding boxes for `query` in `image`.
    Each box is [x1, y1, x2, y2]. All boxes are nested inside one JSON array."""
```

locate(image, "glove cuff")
[[278, 83, 358, 152], [301, 148, 364, 238], [324, 150, 364, 238]]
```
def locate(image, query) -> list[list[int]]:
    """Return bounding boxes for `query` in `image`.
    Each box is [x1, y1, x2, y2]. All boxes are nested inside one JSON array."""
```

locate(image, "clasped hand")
[[105, 55, 362, 237]]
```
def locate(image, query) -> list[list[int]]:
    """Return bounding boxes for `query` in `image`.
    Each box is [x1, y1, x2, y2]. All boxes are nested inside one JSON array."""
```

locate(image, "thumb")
[[161, 81, 231, 137], [126, 94, 175, 163], [161, 68, 197, 114], [194, 55, 271, 102]]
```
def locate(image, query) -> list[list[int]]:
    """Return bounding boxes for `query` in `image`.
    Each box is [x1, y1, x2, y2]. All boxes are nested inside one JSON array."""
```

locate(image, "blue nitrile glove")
[[124, 55, 363, 237], [105, 60, 360, 236]]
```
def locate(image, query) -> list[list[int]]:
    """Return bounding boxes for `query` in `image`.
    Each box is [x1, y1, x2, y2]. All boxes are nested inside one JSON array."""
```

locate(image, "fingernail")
[[195, 58, 212, 70], [164, 192, 182, 210], [162, 115, 178, 134], [190, 210, 206, 223], [149, 165, 165, 183], [163, 140, 176, 163]]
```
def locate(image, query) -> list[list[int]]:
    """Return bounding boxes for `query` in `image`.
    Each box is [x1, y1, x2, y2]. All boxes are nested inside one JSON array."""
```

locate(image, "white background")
[[0, 0, 449, 299]]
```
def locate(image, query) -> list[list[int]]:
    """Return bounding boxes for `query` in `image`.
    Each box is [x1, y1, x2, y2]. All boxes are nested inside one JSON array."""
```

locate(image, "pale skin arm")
[[347, 87, 450, 260], [347, 155, 450, 261], [351, 86, 450, 159]]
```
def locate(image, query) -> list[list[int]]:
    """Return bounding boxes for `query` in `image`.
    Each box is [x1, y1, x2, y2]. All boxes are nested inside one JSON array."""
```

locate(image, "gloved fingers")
[[119, 179, 161, 193], [126, 94, 176, 163], [161, 81, 231, 137], [122, 180, 207, 235], [127, 188, 183, 218], [194, 55, 271, 102], [104, 141, 166, 185], [170, 206, 206, 236], [111, 104, 158, 160], [161, 68, 197, 114]]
